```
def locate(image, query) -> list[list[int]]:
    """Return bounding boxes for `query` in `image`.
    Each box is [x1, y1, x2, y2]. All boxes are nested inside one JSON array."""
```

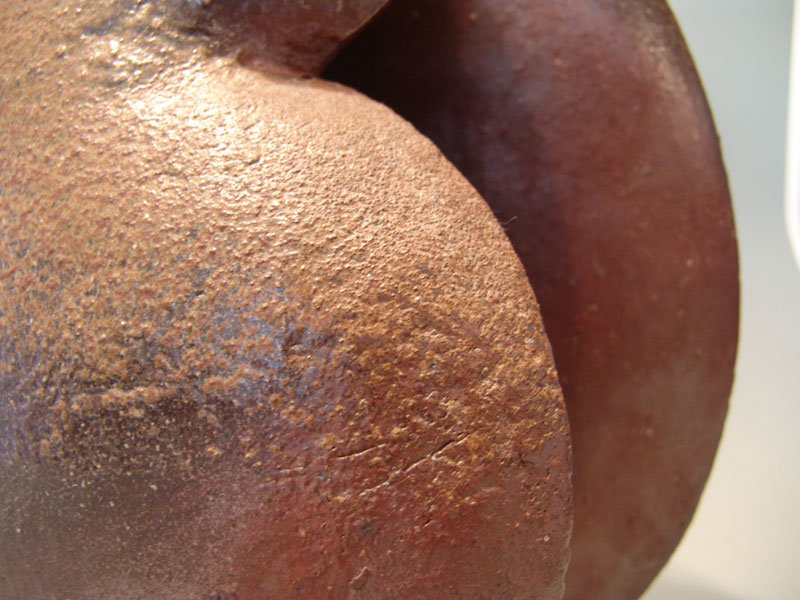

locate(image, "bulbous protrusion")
[[0, 0, 572, 597], [184, 0, 391, 76]]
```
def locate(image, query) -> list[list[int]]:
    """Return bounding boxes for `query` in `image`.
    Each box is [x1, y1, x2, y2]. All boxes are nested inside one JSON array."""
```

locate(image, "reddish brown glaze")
[[329, 1, 740, 598], [0, 1, 571, 598]]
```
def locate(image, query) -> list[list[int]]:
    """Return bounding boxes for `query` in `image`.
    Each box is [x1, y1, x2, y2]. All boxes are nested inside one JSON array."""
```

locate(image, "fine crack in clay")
[[336, 442, 390, 460], [356, 433, 473, 498]]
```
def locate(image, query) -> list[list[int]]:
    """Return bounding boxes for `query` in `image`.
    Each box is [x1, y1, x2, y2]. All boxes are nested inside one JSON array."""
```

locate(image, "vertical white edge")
[[786, 0, 800, 269]]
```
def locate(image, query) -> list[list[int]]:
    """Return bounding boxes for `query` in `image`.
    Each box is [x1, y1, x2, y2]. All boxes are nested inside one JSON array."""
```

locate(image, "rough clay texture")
[[0, 1, 571, 599], [328, 1, 740, 598]]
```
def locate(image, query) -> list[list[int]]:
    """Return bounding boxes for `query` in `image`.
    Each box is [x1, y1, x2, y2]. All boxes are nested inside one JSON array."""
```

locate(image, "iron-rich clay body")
[[328, 1, 739, 598], [0, 1, 571, 598]]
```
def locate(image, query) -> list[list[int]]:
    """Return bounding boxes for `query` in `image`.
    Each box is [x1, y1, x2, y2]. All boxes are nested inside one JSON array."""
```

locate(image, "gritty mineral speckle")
[[1, 1, 571, 598]]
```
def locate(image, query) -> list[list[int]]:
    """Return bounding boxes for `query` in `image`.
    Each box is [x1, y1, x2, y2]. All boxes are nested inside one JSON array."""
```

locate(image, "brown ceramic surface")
[[329, 1, 739, 598], [0, 1, 571, 598], [187, 0, 391, 76]]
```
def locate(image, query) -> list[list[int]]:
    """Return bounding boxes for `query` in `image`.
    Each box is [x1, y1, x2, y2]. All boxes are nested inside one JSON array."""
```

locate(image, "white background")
[[643, 1, 800, 599]]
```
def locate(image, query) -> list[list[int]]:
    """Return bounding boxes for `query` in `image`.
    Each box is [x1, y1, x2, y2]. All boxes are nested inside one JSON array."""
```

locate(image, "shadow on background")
[[644, 577, 748, 600]]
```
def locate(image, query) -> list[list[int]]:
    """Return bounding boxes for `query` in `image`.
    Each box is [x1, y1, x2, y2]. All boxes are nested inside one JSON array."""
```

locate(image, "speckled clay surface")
[[0, 1, 571, 598], [329, 1, 739, 598]]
